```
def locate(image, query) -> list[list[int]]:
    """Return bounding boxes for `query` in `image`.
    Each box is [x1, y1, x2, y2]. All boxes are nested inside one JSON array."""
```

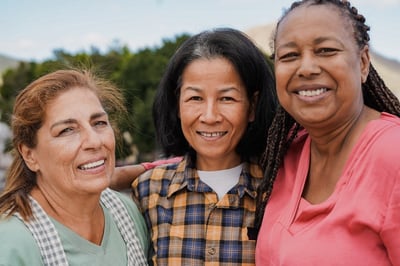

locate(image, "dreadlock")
[[255, 0, 400, 232]]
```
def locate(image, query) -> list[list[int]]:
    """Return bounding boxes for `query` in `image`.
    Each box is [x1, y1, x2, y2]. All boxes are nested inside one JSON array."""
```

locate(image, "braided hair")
[[255, 0, 400, 232]]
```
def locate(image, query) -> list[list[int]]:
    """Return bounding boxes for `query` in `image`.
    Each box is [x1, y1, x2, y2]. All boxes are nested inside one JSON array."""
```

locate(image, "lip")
[[196, 130, 228, 139], [78, 157, 106, 170], [292, 84, 331, 94], [291, 84, 331, 103]]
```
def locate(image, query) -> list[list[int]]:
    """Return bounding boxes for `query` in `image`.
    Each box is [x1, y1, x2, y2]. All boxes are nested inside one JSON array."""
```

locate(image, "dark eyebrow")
[[277, 36, 342, 51], [182, 86, 240, 93], [50, 118, 76, 131], [182, 86, 201, 92], [219, 87, 241, 93], [314, 36, 340, 46], [276, 41, 297, 51], [91, 111, 107, 120], [50, 112, 107, 130]]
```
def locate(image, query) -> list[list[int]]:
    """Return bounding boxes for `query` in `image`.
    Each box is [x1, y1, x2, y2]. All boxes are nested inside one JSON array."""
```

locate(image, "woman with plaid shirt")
[[130, 28, 276, 265]]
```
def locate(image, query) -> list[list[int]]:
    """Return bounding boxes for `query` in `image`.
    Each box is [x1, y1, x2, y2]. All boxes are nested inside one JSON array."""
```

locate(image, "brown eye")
[[189, 96, 202, 101], [58, 127, 74, 136], [221, 96, 234, 101], [94, 120, 108, 127], [317, 48, 339, 56], [279, 52, 299, 62]]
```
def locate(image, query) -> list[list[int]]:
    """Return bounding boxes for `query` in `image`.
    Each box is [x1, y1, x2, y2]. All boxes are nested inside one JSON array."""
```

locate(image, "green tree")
[[118, 34, 190, 158], [0, 34, 192, 162], [0, 62, 37, 123]]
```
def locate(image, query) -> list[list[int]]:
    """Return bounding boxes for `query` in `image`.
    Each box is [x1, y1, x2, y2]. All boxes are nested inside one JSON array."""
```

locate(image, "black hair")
[[153, 27, 277, 161]]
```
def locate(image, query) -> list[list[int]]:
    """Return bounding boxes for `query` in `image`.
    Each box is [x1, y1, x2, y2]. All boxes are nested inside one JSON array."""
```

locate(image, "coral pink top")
[[256, 113, 400, 265]]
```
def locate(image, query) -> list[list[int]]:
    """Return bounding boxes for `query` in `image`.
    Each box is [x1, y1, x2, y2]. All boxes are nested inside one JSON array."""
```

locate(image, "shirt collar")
[[167, 154, 262, 199]]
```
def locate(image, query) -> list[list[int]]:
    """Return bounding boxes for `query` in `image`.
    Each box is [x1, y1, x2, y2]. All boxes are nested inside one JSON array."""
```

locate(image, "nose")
[[296, 53, 321, 78], [81, 127, 102, 150], [199, 100, 222, 123]]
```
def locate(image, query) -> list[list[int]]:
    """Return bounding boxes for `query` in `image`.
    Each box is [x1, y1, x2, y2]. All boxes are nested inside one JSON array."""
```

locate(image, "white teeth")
[[199, 132, 226, 137], [298, 88, 327, 97], [79, 160, 105, 170]]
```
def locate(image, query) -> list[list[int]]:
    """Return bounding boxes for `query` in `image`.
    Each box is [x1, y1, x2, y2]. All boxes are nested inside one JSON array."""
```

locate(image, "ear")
[[360, 45, 370, 83], [19, 144, 39, 172], [248, 91, 259, 123]]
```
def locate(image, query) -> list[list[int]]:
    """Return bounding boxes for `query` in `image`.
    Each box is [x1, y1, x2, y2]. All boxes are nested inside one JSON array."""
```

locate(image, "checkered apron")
[[13, 188, 148, 266]]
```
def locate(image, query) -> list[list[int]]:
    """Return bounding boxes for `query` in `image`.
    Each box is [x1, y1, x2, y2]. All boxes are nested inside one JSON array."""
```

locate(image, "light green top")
[[0, 191, 149, 266]]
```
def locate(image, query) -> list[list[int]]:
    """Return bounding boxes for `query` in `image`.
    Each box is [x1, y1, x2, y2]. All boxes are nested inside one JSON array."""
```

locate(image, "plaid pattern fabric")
[[13, 196, 68, 266], [100, 188, 148, 266], [132, 156, 263, 266]]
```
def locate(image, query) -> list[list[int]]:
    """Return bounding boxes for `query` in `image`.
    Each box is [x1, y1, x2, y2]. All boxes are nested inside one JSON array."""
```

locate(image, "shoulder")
[[104, 190, 150, 252], [350, 113, 400, 188], [133, 159, 184, 193], [245, 161, 264, 192], [292, 128, 309, 147], [284, 128, 309, 163], [0, 215, 39, 248], [0, 215, 43, 265], [107, 190, 144, 221], [365, 114, 400, 156], [139, 161, 180, 182], [248, 161, 263, 180]]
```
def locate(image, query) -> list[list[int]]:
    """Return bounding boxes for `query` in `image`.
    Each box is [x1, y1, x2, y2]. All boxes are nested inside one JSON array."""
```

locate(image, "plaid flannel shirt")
[[132, 155, 263, 266]]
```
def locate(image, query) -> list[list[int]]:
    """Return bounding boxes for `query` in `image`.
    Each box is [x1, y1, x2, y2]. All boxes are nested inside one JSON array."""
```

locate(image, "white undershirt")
[[198, 163, 243, 200]]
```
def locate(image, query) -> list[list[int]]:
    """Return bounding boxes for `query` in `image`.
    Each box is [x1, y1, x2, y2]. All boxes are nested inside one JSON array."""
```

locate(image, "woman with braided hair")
[[255, 0, 400, 264]]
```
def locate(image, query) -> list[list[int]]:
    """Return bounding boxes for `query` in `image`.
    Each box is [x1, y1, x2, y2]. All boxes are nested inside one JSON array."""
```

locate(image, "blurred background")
[[1, 0, 400, 190]]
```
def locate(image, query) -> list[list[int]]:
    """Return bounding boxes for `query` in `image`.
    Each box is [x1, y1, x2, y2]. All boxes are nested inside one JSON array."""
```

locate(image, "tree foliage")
[[0, 33, 273, 163], [0, 34, 190, 162]]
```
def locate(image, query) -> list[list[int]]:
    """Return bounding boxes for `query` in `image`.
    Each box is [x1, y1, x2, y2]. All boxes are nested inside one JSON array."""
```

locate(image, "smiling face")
[[274, 3, 370, 129], [20, 87, 116, 196], [179, 57, 255, 170]]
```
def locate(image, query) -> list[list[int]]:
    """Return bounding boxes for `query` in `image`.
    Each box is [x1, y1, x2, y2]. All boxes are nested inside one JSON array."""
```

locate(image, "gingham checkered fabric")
[[100, 188, 148, 266], [13, 189, 148, 266], [13, 196, 68, 266]]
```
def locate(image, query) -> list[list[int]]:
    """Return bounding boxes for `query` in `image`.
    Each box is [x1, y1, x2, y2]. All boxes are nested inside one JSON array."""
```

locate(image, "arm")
[[381, 175, 400, 265], [110, 164, 147, 191], [110, 157, 183, 191]]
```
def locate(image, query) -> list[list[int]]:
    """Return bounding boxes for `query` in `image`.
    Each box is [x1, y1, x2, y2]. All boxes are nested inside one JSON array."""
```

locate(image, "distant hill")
[[0, 54, 19, 75], [245, 23, 400, 98]]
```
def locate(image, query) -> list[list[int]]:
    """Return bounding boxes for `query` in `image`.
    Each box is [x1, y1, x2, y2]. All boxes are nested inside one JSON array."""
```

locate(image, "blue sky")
[[2, 0, 400, 62]]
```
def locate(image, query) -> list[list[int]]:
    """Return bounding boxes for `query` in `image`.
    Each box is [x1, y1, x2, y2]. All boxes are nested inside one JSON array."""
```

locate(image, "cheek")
[[274, 69, 291, 105], [274, 82, 287, 105], [274, 66, 288, 89], [179, 116, 191, 140], [104, 130, 116, 151], [36, 140, 71, 164], [230, 107, 252, 132], [178, 107, 195, 128], [34, 147, 74, 179]]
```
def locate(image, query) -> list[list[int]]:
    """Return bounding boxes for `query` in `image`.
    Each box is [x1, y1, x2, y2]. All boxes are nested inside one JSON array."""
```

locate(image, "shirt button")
[[208, 247, 216, 255]]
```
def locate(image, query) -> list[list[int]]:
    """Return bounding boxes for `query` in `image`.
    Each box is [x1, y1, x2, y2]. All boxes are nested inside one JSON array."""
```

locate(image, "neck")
[[302, 106, 380, 204], [30, 186, 105, 245], [196, 154, 241, 171], [308, 106, 379, 156]]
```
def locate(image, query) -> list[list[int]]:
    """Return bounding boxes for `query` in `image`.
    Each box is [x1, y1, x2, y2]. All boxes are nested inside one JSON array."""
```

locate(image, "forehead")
[[276, 3, 352, 42], [182, 57, 239, 81], [45, 87, 102, 118]]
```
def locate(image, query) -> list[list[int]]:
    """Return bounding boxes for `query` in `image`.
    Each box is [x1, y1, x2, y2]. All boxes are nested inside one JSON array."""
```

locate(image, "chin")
[[77, 178, 110, 194]]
